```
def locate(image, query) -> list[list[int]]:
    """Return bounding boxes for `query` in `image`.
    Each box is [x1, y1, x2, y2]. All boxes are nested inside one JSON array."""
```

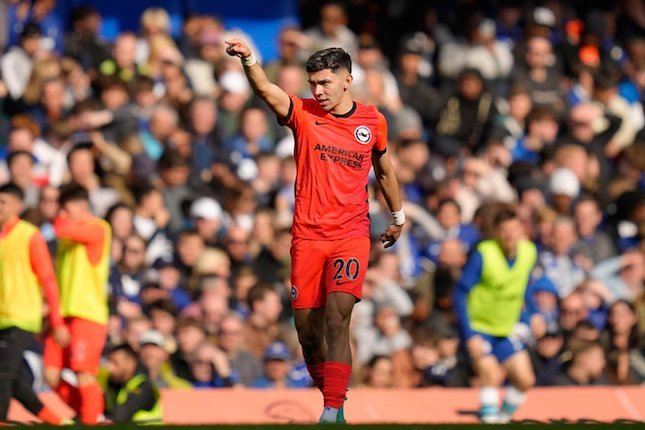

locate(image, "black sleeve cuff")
[[372, 147, 387, 156], [277, 98, 294, 126]]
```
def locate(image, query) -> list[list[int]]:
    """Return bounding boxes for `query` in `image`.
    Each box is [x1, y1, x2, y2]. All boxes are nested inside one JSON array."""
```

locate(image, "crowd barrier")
[[9, 386, 645, 424]]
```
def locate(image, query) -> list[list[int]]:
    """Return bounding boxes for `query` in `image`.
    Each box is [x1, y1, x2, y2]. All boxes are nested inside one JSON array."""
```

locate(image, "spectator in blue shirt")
[[251, 342, 310, 388], [427, 199, 479, 264]]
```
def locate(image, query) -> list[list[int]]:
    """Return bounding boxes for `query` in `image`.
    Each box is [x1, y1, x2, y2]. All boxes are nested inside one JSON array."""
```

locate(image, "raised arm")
[[225, 38, 291, 119]]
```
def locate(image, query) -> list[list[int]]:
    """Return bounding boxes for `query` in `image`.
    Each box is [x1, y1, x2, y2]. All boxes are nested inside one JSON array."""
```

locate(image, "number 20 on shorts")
[[332, 258, 360, 284]]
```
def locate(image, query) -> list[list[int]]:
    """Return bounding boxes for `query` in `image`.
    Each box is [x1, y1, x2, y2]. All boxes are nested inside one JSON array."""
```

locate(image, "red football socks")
[[323, 362, 351, 408], [54, 380, 80, 414], [36, 406, 63, 424], [78, 382, 104, 424], [307, 362, 325, 393]]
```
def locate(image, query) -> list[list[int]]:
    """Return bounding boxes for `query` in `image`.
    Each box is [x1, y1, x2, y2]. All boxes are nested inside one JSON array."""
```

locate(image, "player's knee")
[[297, 329, 324, 351], [516, 373, 535, 391], [325, 315, 350, 343]]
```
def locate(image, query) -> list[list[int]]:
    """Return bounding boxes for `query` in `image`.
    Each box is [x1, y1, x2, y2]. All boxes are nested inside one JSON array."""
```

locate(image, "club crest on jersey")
[[354, 126, 371, 144], [291, 286, 298, 301]]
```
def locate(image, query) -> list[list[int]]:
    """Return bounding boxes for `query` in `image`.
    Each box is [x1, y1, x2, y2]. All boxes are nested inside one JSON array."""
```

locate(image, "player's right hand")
[[224, 38, 251, 59], [53, 325, 71, 348]]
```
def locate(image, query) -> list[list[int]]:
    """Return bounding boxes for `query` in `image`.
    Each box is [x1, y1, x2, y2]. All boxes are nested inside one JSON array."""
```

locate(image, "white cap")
[[190, 197, 223, 221], [533, 7, 556, 27], [549, 168, 580, 198], [219, 71, 250, 95], [237, 158, 259, 181], [139, 330, 165, 348]]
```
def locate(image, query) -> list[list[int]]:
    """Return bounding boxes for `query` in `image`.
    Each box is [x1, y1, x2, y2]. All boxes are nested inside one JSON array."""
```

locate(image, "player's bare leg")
[[500, 351, 535, 423], [294, 307, 327, 392], [319, 291, 355, 423], [471, 355, 505, 423]]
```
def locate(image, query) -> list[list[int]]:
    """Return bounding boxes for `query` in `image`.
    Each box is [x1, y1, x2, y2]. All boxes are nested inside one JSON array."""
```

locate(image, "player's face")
[[308, 68, 351, 112], [496, 218, 523, 256], [0, 193, 22, 224]]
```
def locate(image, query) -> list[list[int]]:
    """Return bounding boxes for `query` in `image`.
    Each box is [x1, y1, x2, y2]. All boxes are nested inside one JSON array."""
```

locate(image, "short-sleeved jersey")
[[280, 96, 388, 240]]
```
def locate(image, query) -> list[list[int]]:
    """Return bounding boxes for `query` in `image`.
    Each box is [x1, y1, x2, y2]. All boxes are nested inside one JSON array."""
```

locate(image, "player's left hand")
[[53, 325, 71, 348], [380, 224, 402, 248]]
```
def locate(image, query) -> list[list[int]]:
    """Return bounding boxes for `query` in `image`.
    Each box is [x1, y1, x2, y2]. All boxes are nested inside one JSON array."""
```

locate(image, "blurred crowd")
[[1, 0, 644, 392]]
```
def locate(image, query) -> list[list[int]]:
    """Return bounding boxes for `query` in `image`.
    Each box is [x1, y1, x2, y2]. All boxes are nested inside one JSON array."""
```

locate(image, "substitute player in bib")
[[0, 183, 70, 425], [43, 183, 111, 424], [454, 208, 543, 423], [225, 40, 404, 423]]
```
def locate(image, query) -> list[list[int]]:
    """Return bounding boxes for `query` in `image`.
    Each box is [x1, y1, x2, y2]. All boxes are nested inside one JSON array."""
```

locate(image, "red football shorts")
[[290, 236, 370, 309], [44, 317, 107, 375]]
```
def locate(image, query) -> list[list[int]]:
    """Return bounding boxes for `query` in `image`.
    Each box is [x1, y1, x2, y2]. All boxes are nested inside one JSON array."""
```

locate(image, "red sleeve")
[[53, 217, 106, 265], [29, 233, 64, 328], [374, 110, 388, 153], [277, 95, 303, 129]]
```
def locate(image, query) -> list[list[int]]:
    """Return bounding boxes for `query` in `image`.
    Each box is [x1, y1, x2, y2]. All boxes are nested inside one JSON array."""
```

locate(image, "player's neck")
[[329, 96, 354, 116]]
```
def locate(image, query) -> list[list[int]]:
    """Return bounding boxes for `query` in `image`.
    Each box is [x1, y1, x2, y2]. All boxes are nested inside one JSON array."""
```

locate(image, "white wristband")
[[242, 53, 257, 68], [391, 210, 405, 226]]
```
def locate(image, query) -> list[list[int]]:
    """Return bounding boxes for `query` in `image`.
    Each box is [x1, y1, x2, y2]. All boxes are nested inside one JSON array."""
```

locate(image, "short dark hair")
[[21, 22, 42, 39], [71, 6, 99, 25], [437, 198, 461, 214], [108, 343, 138, 361], [147, 299, 178, 317], [306, 47, 352, 74], [59, 182, 89, 206], [132, 181, 159, 204], [7, 150, 33, 168], [247, 284, 275, 310], [175, 317, 204, 333], [493, 207, 518, 228], [66, 142, 93, 165], [0, 182, 25, 201], [158, 149, 190, 170], [575, 194, 601, 211]]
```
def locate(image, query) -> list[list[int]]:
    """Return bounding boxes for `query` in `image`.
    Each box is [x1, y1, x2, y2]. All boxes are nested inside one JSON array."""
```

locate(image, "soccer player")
[[43, 183, 111, 424], [454, 208, 543, 423], [225, 40, 404, 423], [0, 183, 70, 424]]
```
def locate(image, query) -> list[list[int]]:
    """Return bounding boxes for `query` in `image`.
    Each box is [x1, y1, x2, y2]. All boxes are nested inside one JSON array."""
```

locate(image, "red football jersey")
[[280, 96, 388, 240]]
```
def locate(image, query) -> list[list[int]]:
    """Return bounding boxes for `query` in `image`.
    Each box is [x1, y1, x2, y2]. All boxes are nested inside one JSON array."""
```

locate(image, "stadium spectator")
[[102, 344, 163, 423], [362, 355, 395, 388], [529, 328, 565, 386], [251, 342, 309, 388], [305, 2, 358, 57], [243, 284, 284, 359], [553, 341, 607, 386], [572, 195, 618, 264], [63, 6, 110, 73], [1, 23, 43, 101], [538, 217, 586, 297], [217, 313, 262, 387], [139, 330, 191, 389], [188, 342, 234, 388]]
